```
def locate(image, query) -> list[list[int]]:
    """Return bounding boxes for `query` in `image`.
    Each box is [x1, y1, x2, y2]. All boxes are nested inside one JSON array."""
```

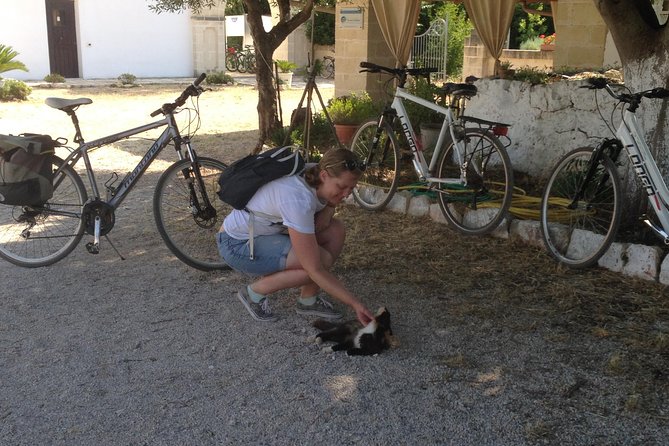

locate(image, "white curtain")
[[462, 0, 517, 69], [370, 0, 421, 67]]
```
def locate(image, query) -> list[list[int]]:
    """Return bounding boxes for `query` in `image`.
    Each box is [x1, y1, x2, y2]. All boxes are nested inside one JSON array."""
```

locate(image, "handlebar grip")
[[150, 109, 162, 117], [644, 88, 669, 99], [359, 61, 376, 69], [194, 72, 206, 87]]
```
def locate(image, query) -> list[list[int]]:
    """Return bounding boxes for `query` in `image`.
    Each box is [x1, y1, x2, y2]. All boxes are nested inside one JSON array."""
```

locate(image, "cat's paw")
[[321, 346, 333, 353]]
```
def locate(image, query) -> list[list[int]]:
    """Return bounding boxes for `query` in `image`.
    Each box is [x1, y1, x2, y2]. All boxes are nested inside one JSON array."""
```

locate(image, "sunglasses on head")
[[323, 159, 366, 172]]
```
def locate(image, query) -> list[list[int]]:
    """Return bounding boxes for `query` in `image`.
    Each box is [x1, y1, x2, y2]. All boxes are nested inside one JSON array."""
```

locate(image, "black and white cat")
[[311, 307, 395, 356]]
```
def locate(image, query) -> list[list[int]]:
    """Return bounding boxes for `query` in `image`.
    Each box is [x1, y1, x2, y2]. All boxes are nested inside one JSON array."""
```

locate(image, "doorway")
[[45, 0, 79, 78]]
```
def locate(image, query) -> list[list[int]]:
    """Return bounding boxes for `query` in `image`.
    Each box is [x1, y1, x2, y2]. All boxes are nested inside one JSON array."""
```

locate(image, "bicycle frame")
[[617, 109, 669, 239], [56, 113, 190, 210], [390, 87, 465, 184]]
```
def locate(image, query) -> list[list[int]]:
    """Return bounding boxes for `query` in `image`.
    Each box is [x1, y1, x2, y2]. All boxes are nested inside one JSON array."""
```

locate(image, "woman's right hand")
[[354, 303, 375, 326]]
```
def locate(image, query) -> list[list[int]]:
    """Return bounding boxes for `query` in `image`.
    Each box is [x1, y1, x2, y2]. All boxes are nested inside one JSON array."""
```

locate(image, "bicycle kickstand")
[[84, 216, 126, 260]]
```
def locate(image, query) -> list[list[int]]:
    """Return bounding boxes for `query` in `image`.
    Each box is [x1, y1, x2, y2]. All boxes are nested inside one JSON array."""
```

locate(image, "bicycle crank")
[[83, 200, 116, 254]]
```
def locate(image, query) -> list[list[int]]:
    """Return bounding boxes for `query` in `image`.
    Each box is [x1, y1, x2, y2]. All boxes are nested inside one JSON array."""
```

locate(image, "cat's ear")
[[375, 308, 391, 327]]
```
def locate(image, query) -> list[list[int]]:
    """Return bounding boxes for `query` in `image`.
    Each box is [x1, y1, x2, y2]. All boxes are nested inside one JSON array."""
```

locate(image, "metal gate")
[[409, 18, 448, 80]]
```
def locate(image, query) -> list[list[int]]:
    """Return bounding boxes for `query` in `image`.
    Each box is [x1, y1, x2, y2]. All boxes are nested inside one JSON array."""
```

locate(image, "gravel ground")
[[1, 84, 668, 445]]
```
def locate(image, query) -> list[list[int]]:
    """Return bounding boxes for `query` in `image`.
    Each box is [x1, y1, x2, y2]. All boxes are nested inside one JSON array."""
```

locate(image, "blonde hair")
[[304, 149, 363, 188]]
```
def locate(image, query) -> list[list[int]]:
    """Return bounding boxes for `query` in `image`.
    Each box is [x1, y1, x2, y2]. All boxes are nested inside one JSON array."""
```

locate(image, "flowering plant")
[[541, 33, 556, 45]]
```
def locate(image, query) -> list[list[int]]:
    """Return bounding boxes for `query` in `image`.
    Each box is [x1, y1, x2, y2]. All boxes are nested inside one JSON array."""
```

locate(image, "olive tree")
[[595, 1, 668, 151], [151, 0, 332, 152]]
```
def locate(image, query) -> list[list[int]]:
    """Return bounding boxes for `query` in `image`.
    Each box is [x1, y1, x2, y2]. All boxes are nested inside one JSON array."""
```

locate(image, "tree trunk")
[[594, 0, 669, 223], [243, 0, 314, 153]]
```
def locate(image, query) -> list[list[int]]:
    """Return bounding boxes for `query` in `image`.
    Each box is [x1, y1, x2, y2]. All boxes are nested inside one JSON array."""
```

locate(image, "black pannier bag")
[[0, 133, 57, 206]]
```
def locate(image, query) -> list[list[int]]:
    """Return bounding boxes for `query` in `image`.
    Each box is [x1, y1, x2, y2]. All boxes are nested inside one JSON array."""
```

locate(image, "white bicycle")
[[351, 62, 514, 236], [540, 77, 669, 268]]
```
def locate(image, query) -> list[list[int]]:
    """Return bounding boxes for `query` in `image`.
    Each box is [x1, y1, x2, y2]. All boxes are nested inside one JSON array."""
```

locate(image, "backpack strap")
[[245, 208, 284, 260]]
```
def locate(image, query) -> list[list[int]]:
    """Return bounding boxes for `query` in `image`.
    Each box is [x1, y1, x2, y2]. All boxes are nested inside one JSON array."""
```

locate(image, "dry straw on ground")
[[1, 82, 668, 431]]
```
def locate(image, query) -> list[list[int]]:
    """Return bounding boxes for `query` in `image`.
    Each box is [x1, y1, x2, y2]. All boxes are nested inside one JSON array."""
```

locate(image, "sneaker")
[[296, 295, 343, 320], [237, 288, 278, 322]]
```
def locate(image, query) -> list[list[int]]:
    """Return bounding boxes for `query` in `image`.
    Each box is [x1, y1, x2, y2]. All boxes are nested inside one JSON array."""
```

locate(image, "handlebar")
[[359, 61, 477, 97], [359, 61, 436, 87], [150, 73, 207, 117], [581, 77, 669, 111]]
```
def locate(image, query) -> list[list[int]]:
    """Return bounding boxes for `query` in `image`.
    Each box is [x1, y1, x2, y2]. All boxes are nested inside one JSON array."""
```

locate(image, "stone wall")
[[464, 77, 618, 179]]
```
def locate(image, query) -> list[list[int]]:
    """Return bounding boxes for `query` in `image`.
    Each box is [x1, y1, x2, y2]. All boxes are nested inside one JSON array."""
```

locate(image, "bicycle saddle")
[[441, 83, 478, 97], [45, 97, 93, 112]]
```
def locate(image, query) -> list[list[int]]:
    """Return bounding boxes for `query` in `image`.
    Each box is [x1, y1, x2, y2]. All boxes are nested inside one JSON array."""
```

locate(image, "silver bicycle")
[[540, 77, 669, 268], [0, 74, 231, 270]]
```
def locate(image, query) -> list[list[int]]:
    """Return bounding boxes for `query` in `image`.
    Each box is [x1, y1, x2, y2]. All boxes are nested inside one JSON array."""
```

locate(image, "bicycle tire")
[[435, 128, 514, 235], [154, 157, 231, 271], [225, 53, 239, 72], [237, 54, 248, 73], [0, 156, 87, 267], [540, 148, 622, 268], [245, 53, 256, 73], [350, 118, 401, 211], [323, 58, 334, 79]]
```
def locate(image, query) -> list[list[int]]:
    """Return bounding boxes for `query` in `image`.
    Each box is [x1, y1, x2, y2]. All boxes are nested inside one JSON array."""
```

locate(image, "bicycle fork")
[[569, 139, 622, 209], [181, 142, 217, 228]]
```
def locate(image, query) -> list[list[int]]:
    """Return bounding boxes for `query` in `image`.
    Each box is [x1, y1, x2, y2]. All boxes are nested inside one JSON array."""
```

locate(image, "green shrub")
[[326, 92, 379, 125], [520, 36, 543, 50], [205, 71, 233, 85], [117, 73, 137, 85], [0, 79, 31, 101], [275, 60, 297, 73], [305, 11, 335, 45], [44, 73, 65, 83], [511, 66, 551, 85]]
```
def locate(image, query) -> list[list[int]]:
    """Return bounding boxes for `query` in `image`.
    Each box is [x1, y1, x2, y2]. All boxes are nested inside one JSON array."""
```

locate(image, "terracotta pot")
[[334, 124, 358, 147]]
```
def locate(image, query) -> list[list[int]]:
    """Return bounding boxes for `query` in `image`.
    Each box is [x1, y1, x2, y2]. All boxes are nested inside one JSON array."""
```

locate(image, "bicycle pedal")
[[85, 242, 100, 254]]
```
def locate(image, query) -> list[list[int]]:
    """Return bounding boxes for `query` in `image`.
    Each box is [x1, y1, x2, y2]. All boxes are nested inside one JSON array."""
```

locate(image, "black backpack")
[[217, 146, 305, 210], [0, 133, 57, 206]]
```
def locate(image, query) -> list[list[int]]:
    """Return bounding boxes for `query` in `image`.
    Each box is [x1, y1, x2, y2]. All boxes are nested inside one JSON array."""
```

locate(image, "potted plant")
[[275, 60, 297, 89], [497, 60, 515, 79], [326, 92, 378, 145], [540, 33, 556, 51]]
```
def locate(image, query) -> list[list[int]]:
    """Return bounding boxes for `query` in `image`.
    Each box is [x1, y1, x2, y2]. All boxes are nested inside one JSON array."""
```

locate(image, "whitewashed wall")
[[0, 1, 51, 80], [1, 0, 193, 80], [466, 78, 621, 178]]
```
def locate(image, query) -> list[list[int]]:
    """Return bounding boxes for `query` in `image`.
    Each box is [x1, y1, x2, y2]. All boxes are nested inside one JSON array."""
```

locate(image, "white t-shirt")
[[222, 174, 327, 240]]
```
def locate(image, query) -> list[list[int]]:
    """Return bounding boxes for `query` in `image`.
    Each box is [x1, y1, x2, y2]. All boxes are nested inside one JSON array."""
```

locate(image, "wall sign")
[[339, 7, 363, 29]]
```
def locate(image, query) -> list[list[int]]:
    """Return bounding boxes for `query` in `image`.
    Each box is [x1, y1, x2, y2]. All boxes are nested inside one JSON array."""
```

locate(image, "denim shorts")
[[216, 231, 292, 276]]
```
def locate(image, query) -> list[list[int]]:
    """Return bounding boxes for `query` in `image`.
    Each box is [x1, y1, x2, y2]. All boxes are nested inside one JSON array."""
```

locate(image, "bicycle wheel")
[[245, 53, 256, 73], [350, 118, 400, 211], [0, 156, 87, 267], [435, 128, 514, 235], [323, 58, 334, 79], [237, 54, 248, 73], [225, 53, 239, 72], [154, 157, 231, 271], [540, 148, 622, 268]]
